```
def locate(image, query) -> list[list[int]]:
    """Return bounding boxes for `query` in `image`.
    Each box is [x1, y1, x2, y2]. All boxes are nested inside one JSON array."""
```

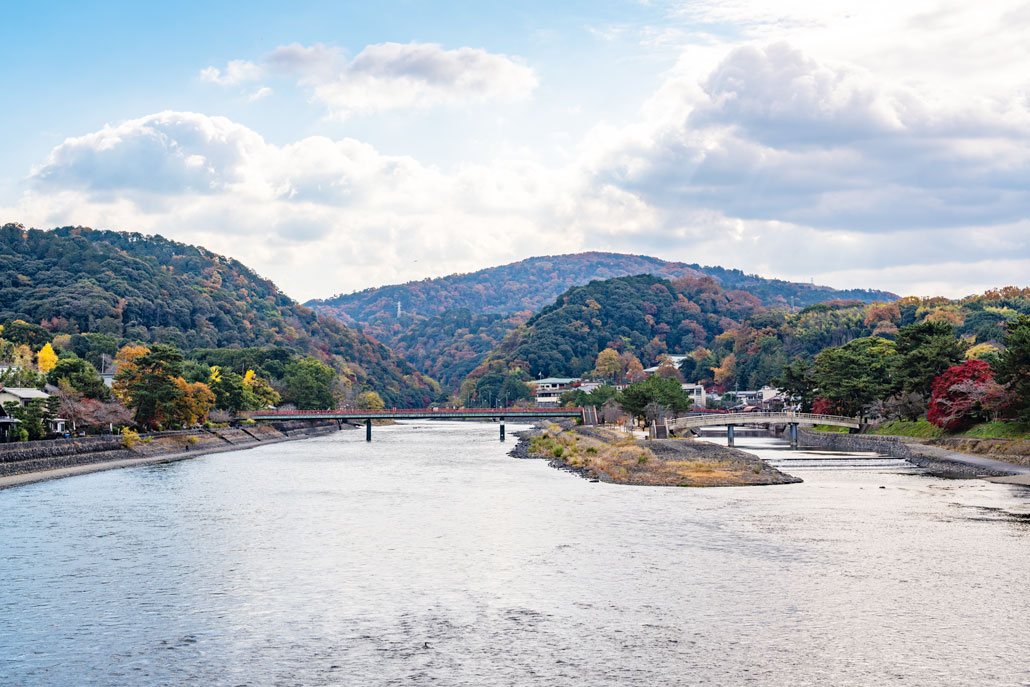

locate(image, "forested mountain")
[[460, 273, 1030, 402], [308, 251, 895, 387], [0, 224, 437, 406]]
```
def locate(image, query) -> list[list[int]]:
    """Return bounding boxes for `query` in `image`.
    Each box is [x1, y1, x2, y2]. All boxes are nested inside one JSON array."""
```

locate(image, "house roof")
[[0, 387, 50, 399], [532, 377, 580, 385]]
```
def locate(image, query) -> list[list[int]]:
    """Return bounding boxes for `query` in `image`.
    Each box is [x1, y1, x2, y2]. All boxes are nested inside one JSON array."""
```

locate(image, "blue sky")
[[3, 1, 1029, 301]]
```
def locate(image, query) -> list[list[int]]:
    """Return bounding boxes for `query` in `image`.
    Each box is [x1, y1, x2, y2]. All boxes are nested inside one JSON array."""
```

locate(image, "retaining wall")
[[0, 421, 341, 479]]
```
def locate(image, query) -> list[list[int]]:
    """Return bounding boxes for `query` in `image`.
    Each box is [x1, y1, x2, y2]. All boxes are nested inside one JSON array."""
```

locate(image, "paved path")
[[906, 440, 1030, 475]]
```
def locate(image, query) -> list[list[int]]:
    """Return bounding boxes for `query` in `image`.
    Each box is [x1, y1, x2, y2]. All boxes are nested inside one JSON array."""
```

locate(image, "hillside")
[[0, 224, 437, 406], [470, 274, 766, 380], [463, 274, 1030, 398], [307, 252, 895, 387]]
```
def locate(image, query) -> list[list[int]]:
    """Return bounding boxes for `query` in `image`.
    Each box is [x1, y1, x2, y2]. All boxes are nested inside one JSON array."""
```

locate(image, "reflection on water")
[[2, 422, 1029, 686]]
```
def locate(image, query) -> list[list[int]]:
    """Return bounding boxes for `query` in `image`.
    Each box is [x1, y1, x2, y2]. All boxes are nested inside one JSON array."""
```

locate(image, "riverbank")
[[797, 427, 1030, 478], [0, 421, 345, 491], [511, 422, 801, 487]]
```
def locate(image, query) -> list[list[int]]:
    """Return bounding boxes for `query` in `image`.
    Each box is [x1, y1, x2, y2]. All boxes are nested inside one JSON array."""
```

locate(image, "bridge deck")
[[670, 412, 860, 429], [245, 407, 585, 421]]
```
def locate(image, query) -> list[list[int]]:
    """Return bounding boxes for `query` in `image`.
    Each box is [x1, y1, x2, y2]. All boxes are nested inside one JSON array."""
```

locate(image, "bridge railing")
[[670, 411, 860, 426]]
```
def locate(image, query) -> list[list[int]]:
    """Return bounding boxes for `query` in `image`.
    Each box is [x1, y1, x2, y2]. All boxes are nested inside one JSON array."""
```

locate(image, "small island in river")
[[512, 422, 801, 487]]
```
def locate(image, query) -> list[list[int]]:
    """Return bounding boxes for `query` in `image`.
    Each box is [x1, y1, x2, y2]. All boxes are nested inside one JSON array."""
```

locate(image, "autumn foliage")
[[927, 360, 1006, 431]]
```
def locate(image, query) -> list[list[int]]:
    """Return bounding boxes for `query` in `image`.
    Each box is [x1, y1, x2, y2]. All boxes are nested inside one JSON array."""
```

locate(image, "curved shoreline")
[[0, 423, 342, 492]]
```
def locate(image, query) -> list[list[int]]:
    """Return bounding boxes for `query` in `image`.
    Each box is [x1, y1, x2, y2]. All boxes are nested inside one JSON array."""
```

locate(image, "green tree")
[[46, 357, 110, 400], [812, 337, 896, 418], [773, 358, 816, 412], [281, 357, 336, 409], [993, 314, 1030, 421], [0, 320, 52, 348], [892, 320, 967, 417], [208, 366, 248, 412], [115, 344, 185, 429], [617, 375, 692, 425]]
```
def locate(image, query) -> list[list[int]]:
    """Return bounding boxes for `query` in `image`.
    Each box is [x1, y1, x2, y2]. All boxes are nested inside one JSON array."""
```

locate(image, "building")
[[642, 354, 690, 376], [0, 387, 67, 434], [531, 377, 580, 407], [0, 387, 51, 407], [0, 403, 20, 442], [727, 386, 784, 411], [681, 382, 706, 409]]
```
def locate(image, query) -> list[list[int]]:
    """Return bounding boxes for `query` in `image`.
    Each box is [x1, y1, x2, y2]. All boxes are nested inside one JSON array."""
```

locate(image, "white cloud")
[[201, 41, 537, 117], [15, 111, 575, 299], [199, 59, 263, 86], [248, 87, 273, 102]]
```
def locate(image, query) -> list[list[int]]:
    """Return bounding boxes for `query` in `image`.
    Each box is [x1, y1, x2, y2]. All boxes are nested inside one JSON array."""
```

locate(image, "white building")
[[531, 377, 580, 407], [681, 383, 707, 409]]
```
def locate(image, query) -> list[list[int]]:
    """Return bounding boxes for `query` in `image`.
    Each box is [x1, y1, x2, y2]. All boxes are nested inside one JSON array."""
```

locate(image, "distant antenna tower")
[[397, 300, 402, 318]]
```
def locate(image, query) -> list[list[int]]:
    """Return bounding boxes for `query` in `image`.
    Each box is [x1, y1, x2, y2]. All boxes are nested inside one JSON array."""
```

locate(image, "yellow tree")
[[242, 369, 281, 408], [355, 390, 385, 410], [111, 345, 150, 402], [171, 378, 216, 425], [36, 343, 58, 373], [590, 347, 624, 381], [713, 353, 737, 386], [13, 344, 35, 370]]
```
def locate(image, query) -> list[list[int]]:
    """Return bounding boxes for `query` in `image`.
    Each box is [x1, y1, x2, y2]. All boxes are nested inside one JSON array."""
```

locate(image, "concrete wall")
[[797, 427, 913, 459]]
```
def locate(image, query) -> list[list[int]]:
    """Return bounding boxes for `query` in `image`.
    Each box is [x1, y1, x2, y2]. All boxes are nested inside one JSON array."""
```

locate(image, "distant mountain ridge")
[[306, 252, 896, 388], [307, 252, 897, 324]]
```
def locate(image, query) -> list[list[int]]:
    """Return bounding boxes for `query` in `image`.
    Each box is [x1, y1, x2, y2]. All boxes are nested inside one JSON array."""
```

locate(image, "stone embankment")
[[0, 420, 344, 489], [797, 427, 1026, 477]]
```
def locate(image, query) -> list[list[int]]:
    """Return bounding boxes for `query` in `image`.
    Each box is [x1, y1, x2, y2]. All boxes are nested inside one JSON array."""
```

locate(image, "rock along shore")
[[0, 420, 346, 491]]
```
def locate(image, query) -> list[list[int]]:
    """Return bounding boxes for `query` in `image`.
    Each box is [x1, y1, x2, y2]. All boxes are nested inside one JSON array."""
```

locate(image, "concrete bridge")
[[243, 407, 593, 442], [667, 412, 861, 447]]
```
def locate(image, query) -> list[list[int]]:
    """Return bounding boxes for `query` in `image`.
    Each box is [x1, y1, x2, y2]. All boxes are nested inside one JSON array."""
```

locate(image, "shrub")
[[120, 427, 140, 449]]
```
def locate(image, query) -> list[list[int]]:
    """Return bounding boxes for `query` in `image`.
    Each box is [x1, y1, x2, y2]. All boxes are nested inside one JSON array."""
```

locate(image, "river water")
[[2, 423, 1029, 686]]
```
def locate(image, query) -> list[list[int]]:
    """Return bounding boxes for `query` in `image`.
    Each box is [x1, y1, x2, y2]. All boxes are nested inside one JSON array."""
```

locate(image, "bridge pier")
[[727, 425, 735, 447], [500, 417, 505, 442], [788, 423, 799, 448], [365, 418, 372, 442]]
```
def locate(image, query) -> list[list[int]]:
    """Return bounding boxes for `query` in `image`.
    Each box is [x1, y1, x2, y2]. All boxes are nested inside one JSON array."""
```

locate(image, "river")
[[2, 422, 1029, 686]]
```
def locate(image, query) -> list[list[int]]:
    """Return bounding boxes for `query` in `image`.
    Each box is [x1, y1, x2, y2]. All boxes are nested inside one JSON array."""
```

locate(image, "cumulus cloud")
[[17, 111, 575, 299], [588, 42, 1030, 232], [201, 41, 537, 117], [32, 111, 265, 195]]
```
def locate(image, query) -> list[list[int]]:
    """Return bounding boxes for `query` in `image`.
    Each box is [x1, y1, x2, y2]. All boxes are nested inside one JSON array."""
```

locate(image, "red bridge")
[[244, 407, 593, 441]]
